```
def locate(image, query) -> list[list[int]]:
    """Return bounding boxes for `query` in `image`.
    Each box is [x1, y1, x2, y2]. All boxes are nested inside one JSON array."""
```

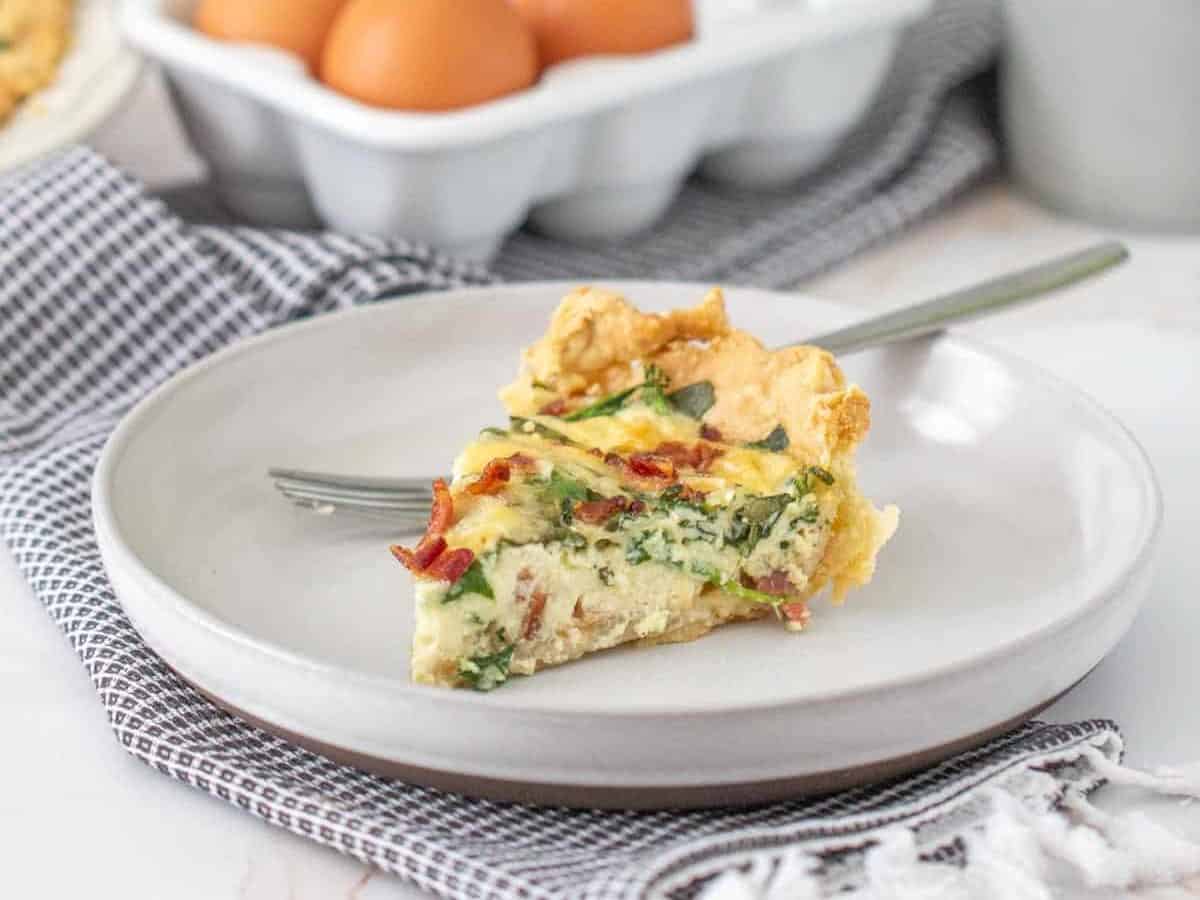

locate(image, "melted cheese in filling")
[[413, 406, 853, 687]]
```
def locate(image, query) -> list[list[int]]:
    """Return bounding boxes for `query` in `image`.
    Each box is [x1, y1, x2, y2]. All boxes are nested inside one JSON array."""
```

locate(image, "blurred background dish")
[[1002, 0, 1200, 231], [0, 0, 72, 126], [0, 0, 141, 176]]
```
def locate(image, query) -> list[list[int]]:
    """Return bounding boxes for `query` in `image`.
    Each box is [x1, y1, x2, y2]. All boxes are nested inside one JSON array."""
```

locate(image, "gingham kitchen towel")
[[9, 151, 1200, 897], [3, 160, 1197, 900], [8, 4, 1199, 897], [0, 147, 1138, 899]]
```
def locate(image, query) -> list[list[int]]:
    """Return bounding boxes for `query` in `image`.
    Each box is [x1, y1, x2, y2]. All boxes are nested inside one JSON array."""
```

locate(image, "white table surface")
[[4, 71, 1200, 899]]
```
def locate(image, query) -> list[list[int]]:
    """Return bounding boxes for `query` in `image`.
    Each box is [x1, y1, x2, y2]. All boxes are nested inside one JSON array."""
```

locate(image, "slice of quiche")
[[393, 287, 899, 690]]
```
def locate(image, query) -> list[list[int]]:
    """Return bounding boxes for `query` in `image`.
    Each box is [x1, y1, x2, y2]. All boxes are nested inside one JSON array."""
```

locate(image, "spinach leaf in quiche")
[[715, 579, 783, 606], [791, 501, 821, 526], [790, 465, 836, 503], [562, 386, 639, 421], [544, 469, 594, 503], [458, 643, 515, 691], [442, 560, 494, 603], [746, 424, 789, 453], [639, 365, 674, 415], [624, 528, 674, 566], [510, 416, 578, 445], [689, 562, 782, 606], [667, 381, 716, 419], [563, 365, 674, 421], [728, 494, 792, 553]]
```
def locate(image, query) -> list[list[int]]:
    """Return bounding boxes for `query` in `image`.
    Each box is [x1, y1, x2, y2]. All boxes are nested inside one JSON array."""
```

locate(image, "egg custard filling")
[[395, 287, 899, 690]]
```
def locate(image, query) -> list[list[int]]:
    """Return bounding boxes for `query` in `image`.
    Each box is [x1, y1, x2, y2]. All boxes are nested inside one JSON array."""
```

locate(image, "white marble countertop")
[[4, 72, 1200, 899]]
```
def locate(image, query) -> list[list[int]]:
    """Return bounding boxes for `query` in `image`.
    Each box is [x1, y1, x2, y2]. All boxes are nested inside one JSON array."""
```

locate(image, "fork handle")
[[797, 241, 1129, 356], [268, 467, 438, 493]]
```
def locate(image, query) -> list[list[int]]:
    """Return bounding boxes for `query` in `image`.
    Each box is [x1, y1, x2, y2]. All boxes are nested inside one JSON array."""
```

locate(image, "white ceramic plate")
[[0, 0, 142, 175], [93, 283, 1161, 808]]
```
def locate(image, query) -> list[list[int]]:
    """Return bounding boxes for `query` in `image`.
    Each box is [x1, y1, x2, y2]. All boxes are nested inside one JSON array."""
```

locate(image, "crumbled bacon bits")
[[753, 570, 797, 597], [780, 602, 810, 629], [522, 591, 547, 639], [700, 424, 723, 442], [424, 547, 474, 582], [750, 571, 810, 628], [675, 484, 709, 505], [649, 440, 723, 473], [625, 453, 676, 482], [508, 452, 537, 470], [539, 397, 567, 416], [599, 442, 721, 488], [390, 478, 475, 582], [572, 495, 645, 525], [466, 458, 511, 495], [466, 452, 536, 496], [515, 568, 548, 639]]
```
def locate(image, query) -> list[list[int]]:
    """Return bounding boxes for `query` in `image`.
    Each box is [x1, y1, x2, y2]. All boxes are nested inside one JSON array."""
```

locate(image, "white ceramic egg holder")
[[121, 0, 931, 261]]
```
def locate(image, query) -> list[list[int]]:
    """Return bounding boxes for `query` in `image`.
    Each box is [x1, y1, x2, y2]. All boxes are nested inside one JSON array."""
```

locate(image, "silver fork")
[[269, 241, 1129, 525], [268, 469, 444, 521]]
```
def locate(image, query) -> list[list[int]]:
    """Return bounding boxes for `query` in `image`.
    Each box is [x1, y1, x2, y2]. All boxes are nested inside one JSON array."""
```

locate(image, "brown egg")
[[193, 0, 348, 72], [320, 0, 539, 112], [510, 0, 694, 67]]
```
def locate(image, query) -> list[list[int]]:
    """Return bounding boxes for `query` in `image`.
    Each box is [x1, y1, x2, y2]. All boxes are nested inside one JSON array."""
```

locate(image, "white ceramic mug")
[[1002, 0, 1200, 230]]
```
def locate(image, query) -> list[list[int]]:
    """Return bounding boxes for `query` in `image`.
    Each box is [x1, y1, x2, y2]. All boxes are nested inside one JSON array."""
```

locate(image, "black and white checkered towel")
[[1, 3, 1159, 896]]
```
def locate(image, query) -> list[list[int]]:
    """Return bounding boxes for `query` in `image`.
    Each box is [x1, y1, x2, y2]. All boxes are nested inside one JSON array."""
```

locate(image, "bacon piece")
[[423, 547, 475, 583], [428, 478, 454, 535], [411, 535, 447, 569], [700, 424, 723, 442], [507, 452, 537, 470], [572, 495, 646, 524], [539, 397, 568, 416], [626, 453, 675, 481], [651, 440, 723, 473], [515, 569, 548, 639], [390, 478, 457, 573], [522, 590, 547, 640], [466, 459, 511, 496], [753, 570, 797, 597], [690, 443, 723, 473], [780, 602, 810, 627], [389, 544, 418, 569], [600, 449, 680, 487], [649, 441, 692, 467], [390, 537, 446, 574], [573, 496, 628, 524]]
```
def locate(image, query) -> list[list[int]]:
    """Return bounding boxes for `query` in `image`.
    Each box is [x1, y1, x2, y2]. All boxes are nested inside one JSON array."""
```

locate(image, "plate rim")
[[92, 280, 1164, 722]]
